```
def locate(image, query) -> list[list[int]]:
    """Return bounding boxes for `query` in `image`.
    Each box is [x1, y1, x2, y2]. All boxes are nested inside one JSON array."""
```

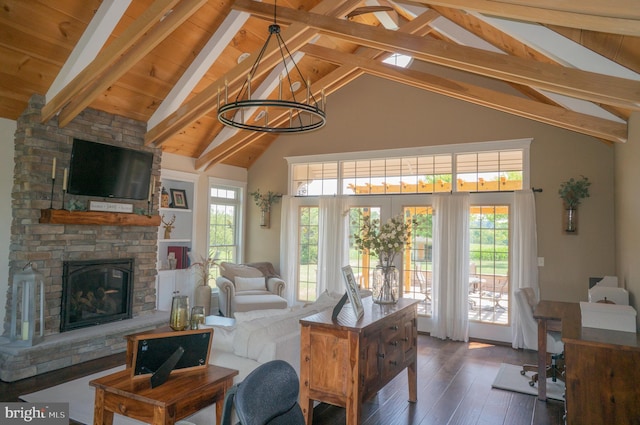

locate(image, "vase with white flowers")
[[352, 212, 416, 304], [189, 251, 220, 315]]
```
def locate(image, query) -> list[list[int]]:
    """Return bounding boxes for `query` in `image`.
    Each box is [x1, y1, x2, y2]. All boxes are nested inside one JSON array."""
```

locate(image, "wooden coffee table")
[[90, 364, 238, 425]]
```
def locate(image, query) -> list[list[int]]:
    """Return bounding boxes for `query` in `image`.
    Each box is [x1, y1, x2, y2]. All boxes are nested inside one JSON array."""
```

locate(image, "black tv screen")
[[67, 139, 153, 200]]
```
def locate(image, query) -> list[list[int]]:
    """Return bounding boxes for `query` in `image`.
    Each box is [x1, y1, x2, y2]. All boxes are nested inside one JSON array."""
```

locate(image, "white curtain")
[[279, 195, 301, 305], [431, 192, 470, 342], [511, 189, 539, 348], [317, 196, 350, 295]]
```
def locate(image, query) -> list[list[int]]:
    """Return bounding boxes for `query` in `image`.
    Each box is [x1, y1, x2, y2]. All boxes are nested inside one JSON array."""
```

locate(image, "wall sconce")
[[10, 263, 45, 346]]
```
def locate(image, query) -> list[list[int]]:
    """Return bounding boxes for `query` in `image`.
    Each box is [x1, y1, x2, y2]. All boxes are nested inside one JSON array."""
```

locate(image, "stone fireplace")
[[0, 95, 168, 381]]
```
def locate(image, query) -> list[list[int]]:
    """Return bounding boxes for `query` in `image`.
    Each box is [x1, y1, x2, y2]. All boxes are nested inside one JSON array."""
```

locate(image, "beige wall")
[[616, 112, 640, 320], [247, 74, 616, 303]]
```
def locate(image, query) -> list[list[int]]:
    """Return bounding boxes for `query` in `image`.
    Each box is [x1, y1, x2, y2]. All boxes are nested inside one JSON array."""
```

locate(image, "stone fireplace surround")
[[0, 95, 168, 382]]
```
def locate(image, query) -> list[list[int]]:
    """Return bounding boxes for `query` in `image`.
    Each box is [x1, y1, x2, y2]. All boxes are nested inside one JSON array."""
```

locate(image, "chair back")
[[221, 360, 305, 425]]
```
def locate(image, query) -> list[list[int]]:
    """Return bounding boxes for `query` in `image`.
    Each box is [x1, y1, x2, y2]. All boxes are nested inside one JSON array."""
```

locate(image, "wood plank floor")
[[0, 334, 565, 425]]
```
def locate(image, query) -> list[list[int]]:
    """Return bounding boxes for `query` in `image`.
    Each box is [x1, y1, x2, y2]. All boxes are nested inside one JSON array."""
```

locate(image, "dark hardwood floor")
[[1, 334, 565, 425]]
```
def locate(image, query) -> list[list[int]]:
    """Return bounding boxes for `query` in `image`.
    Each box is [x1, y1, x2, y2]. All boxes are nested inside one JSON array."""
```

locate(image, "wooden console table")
[[89, 364, 237, 425], [299, 297, 418, 425]]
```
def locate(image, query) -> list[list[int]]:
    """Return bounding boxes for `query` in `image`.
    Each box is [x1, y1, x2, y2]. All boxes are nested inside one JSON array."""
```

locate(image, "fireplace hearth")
[[61, 259, 134, 332]]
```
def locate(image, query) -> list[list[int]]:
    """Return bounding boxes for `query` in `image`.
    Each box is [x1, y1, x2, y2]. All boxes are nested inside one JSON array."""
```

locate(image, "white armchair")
[[216, 262, 288, 317]]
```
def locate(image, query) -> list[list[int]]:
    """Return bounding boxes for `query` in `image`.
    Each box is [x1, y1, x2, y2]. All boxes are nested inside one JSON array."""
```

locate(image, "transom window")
[[289, 140, 529, 196]]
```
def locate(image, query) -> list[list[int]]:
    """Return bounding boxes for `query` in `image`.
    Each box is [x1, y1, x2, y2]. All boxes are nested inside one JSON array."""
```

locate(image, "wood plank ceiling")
[[1, 0, 638, 170]]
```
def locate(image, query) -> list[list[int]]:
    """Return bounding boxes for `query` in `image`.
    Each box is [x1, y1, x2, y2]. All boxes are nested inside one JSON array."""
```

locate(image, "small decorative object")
[[190, 251, 220, 316], [190, 306, 205, 330], [558, 175, 590, 233], [161, 214, 176, 239], [250, 189, 282, 228], [50, 157, 56, 209], [167, 252, 177, 270], [169, 295, 190, 331], [170, 189, 188, 209], [61, 167, 68, 210], [10, 262, 45, 346], [161, 187, 170, 208], [352, 212, 416, 304], [341, 265, 364, 320], [68, 198, 86, 211]]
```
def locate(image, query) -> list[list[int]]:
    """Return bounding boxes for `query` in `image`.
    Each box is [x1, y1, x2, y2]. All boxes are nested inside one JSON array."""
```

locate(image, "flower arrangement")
[[558, 175, 591, 209], [189, 251, 220, 287], [249, 189, 282, 212], [352, 212, 416, 267]]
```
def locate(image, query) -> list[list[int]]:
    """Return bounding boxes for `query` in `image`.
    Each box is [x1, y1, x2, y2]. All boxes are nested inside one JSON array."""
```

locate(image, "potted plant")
[[558, 176, 590, 232], [250, 189, 282, 228], [352, 212, 416, 304]]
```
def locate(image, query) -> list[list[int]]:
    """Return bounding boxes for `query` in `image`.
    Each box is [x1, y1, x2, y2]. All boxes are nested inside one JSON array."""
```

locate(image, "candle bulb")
[[62, 168, 68, 191], [51, 157, 56, 180]]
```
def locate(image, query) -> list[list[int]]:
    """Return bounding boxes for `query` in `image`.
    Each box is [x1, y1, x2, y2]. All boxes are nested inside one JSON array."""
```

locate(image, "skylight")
[[383, 53, 413, 68]]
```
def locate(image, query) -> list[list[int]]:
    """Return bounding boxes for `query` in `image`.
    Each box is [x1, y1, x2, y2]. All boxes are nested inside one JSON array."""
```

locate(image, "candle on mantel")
[[51, 157, 56, 180], [62, 168, 68, 191], [148, 177, 155, 202]]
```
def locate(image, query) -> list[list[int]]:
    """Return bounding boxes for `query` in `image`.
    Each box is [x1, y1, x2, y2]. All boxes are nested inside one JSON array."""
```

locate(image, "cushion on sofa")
[[235, 276, 267, 291], [220, 262, 264, 281]]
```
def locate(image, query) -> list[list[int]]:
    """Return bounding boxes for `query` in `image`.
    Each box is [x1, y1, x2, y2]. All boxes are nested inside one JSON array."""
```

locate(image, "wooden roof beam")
[[234, 0, 640, 110], [41, 0, 181, 123], [195, 9, 441, 170], [301, 43, 628, 143], [146, 0, 364, 148], [55, 0, 207, 127], [405, 0, 640, 36]]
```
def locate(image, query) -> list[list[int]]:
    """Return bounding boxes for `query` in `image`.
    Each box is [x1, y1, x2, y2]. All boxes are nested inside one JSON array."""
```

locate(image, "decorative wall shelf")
[[39, 209, 161, 226]]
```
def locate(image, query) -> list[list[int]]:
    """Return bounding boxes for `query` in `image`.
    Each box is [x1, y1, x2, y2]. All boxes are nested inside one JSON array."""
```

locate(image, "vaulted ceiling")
[[1, 0, 638, 170]]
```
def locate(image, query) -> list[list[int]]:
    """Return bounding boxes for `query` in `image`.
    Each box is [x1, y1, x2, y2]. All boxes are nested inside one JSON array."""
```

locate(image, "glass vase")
[[169, 295, 189, 331], [565, 207, 577, 233], [373, 265, 400, 304]]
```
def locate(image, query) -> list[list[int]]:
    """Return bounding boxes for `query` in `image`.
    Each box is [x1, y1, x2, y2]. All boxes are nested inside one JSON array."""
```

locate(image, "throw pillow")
[[234, 276, 266, 291], [219, 262, 263, 281]]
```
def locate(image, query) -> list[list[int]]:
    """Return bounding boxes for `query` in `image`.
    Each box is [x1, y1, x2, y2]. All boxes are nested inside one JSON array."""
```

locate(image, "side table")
[[90, 364, 238, 425]]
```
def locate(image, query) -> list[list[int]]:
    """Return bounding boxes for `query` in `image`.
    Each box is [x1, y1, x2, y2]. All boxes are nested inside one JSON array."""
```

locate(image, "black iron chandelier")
[[217, 2, 326, 133]]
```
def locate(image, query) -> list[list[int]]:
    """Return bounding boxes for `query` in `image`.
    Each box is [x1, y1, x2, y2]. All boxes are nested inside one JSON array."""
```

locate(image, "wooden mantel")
[[39, 209, 161, 226]]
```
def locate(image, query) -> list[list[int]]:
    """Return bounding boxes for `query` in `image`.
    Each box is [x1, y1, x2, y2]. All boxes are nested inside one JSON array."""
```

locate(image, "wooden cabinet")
[[563, 327, 640, 424], [156, 269, 195, 311], [299, 297, 418, 425]]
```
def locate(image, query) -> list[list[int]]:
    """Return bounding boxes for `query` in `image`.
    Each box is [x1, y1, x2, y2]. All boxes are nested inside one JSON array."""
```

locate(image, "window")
[[468, 205, 510, 324], [298, 206, 319, 302], [288, 139, 529, 196], [404, 206, 434, 316], [286, 140, 527, 332], [208, 180, 244, 282]]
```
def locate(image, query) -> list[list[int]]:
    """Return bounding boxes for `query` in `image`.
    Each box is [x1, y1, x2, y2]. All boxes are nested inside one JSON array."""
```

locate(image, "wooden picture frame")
[[341, 265, 364, 320], [170, 189, 188, 209], [129, 327, 213, 379]]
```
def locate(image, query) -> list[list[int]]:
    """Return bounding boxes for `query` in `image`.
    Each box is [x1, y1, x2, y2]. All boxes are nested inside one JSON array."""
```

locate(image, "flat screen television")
[[67, 139, 153, 200]]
